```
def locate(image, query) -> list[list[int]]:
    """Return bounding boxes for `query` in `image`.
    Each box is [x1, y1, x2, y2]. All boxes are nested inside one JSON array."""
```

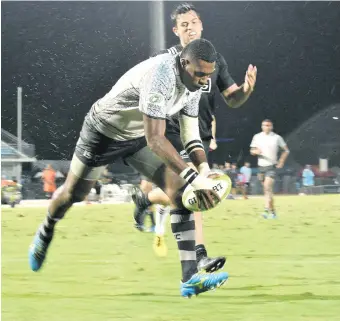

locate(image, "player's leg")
[[262, 166, 276, 219], [153, 204, 170, 256], [29, 154, 100, 271], [29, 117, 112, 271], [263, 176, 274, 217], [132, 184, 170, 228], [140, 178, 153, 194], [132, 176, 155, 231], [131, 136, 226, 270], [265, 167, 277, 218], [95, 182, 102, 203], [125, 147, 228, 296], [154, 204, 170, 236], [258, 169, 269, 217], [195, 139, 226, 272]]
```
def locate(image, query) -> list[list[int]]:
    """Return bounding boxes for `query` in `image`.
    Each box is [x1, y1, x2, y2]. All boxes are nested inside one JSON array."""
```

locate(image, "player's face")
[[173, 10, 203, 46], [180, 58, 215, 92], [261, 121, 273, 133]]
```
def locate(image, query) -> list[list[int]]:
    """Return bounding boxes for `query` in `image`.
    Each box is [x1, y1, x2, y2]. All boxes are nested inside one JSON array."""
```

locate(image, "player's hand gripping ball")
[[182, 171, 232, 212]]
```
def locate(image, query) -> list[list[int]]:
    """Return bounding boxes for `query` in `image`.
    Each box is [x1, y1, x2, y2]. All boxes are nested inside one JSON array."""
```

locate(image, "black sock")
[[195, 244, 208, 262], [148, 211, 155, 226], [39, 213, 58, 242], [170, 208, 197, 282], [143, 193, 152, 208]]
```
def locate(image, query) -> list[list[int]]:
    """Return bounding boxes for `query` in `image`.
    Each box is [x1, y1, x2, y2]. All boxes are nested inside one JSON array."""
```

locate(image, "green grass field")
[[2, 195, 340, 321]]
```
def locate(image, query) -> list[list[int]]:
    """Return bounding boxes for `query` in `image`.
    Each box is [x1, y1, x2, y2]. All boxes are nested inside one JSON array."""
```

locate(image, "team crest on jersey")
[[201, 78, 212, 93], [148, 93, 165, 106]]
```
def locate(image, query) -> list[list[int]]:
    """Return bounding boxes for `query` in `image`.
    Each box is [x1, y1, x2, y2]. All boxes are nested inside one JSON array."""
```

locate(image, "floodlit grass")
[[2, 195, 340, 321]]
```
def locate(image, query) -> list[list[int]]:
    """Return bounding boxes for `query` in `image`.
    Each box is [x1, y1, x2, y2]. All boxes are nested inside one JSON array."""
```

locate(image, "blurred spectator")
[[224, 162, 231, 172], [301, 165, 315, 194], [42, 164, 57, 199], [240, 162, 252, 199], [212, 163, 219, 170], [229, 163, 238, 198], [302, 165, 315, 187], [1, 178, 22, 207]]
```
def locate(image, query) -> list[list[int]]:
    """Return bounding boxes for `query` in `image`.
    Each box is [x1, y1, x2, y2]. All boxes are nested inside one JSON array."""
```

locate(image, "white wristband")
[[180, 167, 212, 190]]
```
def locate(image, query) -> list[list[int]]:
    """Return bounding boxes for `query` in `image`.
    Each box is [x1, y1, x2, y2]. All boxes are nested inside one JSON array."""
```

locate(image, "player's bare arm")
[[276, 145, 290, 168], [250, 147, 262, 156], [209, 115, 218, 150], [222, 64, 257, 108], [143, 115, 189, 175]]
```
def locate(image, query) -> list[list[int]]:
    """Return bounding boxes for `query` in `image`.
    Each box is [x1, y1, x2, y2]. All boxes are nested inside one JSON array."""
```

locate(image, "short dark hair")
[[171, 3, 200, 26], [180, 38, 217, 63], [262, 119, 273, 124]]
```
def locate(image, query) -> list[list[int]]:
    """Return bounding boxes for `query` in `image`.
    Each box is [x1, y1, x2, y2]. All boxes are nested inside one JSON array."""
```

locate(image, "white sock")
[[155, 205, 170, 236]]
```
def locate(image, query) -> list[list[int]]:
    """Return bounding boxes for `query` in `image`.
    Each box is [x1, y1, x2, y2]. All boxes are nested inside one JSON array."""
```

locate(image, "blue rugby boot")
[[29, 229, 53, 272], [180, 271, 228, 298]]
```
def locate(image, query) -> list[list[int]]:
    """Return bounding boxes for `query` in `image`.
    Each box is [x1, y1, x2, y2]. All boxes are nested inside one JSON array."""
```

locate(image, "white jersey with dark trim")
[[88, 53, 201, 141], [250, 132, 287, 166]]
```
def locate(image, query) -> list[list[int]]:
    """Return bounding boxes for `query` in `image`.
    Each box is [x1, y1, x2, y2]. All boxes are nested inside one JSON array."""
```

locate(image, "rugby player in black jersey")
[[132, 3, 257, 271]]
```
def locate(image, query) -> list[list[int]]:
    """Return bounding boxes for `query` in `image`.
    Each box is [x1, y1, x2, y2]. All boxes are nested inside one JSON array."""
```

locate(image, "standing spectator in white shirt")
[[250, 119, 290, 218]]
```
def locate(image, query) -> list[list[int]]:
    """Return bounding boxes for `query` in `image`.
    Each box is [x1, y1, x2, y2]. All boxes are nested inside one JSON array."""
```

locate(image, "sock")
[[39, 213, 59, 242], [143, 193, 152, 208], [170, 208, 197, 282], [195, 244, 208, 262], [155, 205, 170, 236]]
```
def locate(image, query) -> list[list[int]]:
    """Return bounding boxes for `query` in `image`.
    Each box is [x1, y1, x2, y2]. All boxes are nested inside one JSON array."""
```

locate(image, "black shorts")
[[72, 117, 174, 187], [258, 165, 276, 181], [75, 117, 147, 167]]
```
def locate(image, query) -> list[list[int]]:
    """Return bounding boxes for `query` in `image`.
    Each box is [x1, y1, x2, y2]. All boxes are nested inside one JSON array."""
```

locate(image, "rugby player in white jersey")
[[132, 3, 257, 269], [250, 119, 290, 218], [28, 38, 230, 297]]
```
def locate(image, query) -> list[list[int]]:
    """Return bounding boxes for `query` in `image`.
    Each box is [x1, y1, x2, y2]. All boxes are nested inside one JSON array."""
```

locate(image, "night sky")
[[2, 1, 340, 164]]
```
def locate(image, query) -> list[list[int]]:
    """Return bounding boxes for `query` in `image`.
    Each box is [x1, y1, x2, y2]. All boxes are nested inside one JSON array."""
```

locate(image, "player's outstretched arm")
[[209, 115, 218, 150], [222, 64, 257, 108], [215, 53, 257, 109]]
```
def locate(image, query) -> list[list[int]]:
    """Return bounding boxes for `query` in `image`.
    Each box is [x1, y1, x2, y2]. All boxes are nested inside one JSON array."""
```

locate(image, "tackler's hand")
[[243, 64, 257, 93]]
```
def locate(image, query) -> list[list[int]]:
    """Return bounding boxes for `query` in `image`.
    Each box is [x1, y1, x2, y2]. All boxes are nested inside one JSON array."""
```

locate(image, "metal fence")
[[1, 129, 35, 157]]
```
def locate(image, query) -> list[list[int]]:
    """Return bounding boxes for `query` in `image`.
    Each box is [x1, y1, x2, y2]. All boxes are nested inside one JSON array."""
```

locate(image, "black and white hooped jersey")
[[88, 53, 201, 141]]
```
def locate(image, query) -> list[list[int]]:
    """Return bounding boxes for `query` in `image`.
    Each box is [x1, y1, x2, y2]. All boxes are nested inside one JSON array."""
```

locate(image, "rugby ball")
[[182, 173, 232, 212]]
